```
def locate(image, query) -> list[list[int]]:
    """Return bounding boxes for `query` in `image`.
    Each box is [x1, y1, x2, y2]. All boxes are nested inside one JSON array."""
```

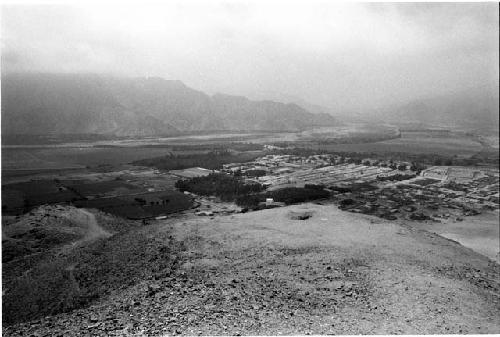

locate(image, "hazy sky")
[[1, 1, 499, 111]]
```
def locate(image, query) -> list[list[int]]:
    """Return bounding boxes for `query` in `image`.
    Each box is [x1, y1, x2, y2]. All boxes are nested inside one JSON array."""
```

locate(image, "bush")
[[235, 194, 263, 209]]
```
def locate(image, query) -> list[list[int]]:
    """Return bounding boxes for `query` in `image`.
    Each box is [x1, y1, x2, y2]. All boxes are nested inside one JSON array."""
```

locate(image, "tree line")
[[175, 173, 330, 210], [134, 150, 261, 171]]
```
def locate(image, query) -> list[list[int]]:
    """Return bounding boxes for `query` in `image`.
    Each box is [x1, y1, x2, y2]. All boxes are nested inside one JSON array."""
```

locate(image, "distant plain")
[[2, 126, 491, 174]]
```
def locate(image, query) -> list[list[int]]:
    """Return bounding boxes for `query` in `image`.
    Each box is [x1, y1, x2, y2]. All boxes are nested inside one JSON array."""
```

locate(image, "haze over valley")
[[1, 2, 499, 336]]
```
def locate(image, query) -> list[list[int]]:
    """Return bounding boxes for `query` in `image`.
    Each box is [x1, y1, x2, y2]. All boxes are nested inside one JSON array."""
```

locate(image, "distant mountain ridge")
[[1, 73, 337, 137], [374, 85, 499, 133], [246, 91, 344, 122]]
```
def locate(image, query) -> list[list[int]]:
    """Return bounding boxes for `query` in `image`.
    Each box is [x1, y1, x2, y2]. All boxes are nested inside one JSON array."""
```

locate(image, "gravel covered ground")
[[3, 203, 500, 336]]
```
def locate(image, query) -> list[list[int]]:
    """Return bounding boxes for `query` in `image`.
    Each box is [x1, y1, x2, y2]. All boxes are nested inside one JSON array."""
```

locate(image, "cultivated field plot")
[[1, 176, 191, 219], [137, 176, 180, 190], [299, 124, 399, 141], [75, 190, 193, 219], [2, 146, 172, 171], [1, 190, 25, 211], [379, 131, 484, 154], [65, 180, 143, 197], [1, 148, 85, 171], [2, 180, 81, 215], [170, 167, 212, 178], [316, 131, 484, 156]]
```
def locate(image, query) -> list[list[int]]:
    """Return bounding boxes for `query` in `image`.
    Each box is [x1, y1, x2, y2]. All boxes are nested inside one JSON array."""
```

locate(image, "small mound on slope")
[[2, 205, 102, 263]]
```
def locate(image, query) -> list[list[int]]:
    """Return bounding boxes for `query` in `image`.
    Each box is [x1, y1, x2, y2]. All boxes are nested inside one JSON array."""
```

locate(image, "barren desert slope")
[[4, 203, 500, 336]]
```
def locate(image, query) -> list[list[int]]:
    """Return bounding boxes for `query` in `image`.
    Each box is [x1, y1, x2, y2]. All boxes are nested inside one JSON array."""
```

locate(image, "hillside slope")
[[1, 73, 337, 137], [3, 203, 499, 335]]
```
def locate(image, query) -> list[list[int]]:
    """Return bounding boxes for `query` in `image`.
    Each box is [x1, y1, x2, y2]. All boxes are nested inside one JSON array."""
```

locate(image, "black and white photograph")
[[1, 0, 499, 335]]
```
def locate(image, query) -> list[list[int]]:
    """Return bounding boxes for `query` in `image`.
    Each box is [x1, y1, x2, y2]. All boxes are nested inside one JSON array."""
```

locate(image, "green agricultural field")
[[1, 146, 172, 171], [2, 180, 82, 214], [74, 190, 193, 219], [312, 130, 484, 156], [66, 180, 143, 197], [1, 178, 191, 219]]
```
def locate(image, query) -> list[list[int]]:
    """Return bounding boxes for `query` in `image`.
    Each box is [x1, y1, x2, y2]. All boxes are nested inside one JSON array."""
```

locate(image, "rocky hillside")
[[1, 73, 337, 137], [3, 203, 500, 335]]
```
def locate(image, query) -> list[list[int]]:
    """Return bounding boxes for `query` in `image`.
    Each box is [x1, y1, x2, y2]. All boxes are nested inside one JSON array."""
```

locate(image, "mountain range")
[[1, 73, 337, 137], [2, 73, 498, 138], [373, 85, 499, 132], [249, 86, 499, 133]]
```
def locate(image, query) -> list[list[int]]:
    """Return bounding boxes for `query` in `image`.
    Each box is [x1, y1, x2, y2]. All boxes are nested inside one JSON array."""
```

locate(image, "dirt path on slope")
[[56, 208, 112, 256], [60, 208, 112, 286], [76, 208, 112, 242]]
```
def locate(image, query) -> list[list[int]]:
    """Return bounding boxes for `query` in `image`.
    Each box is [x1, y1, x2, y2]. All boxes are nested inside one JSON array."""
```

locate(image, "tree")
[[175, 173, 264, 202]]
